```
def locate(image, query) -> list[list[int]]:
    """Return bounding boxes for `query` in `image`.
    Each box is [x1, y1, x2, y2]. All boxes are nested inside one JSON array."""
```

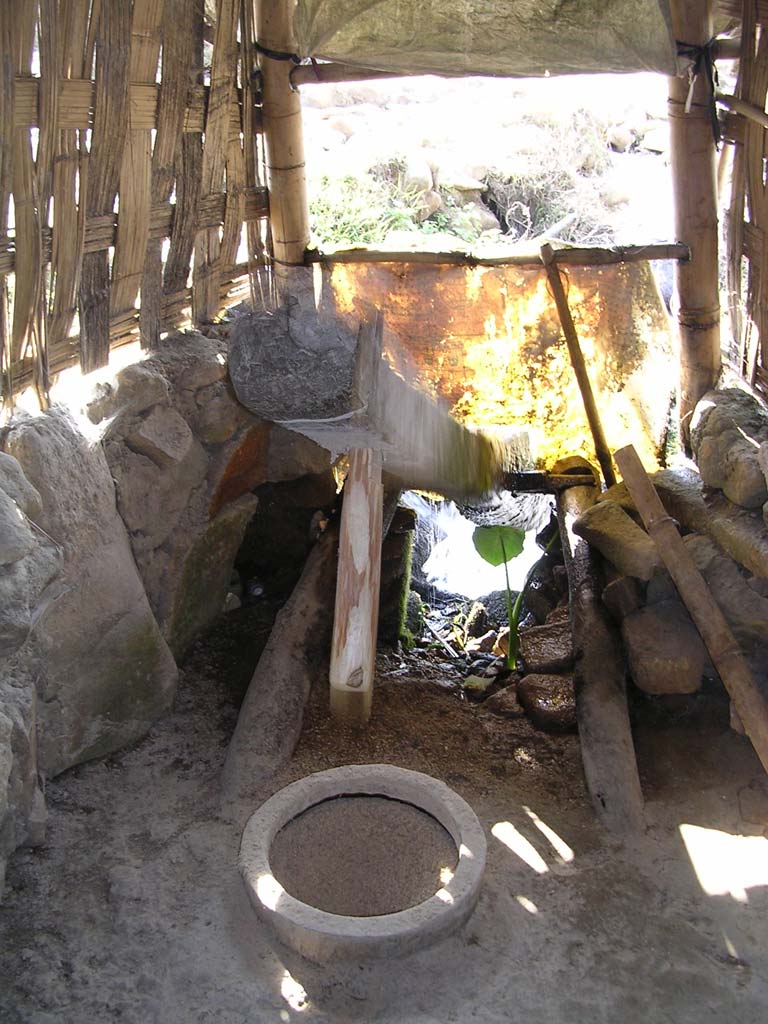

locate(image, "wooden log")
[[221, 524, 339, 807], [229, 305, 504, 498], [540, 243, 617, 488], [615, 444, 768, 774], [554, 456, 646, 833], [668, 0, 721, 442], [257, 0, 309, 292], [329, 448, 384, 725]]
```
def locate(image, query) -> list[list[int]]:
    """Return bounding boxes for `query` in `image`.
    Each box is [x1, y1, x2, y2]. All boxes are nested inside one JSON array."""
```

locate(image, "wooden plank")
[[330, 449, 383, 725], [554, 457, 646, 834], [79, 0, 131, 373], [615, 444, 768, 775]]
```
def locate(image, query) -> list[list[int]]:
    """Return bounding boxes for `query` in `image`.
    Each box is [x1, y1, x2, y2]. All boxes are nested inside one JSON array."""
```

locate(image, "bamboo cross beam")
[[615, 444, 768, 774], [540, 243, 617, 488]]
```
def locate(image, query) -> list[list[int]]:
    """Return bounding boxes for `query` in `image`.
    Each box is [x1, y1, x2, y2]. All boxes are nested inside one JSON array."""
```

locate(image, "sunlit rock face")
[[323, 259, 675, 471]]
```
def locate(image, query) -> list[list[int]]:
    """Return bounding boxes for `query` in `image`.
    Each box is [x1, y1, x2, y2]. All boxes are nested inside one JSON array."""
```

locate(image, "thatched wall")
[[0, 0, 271, 404], [725, 0, 768, 398]]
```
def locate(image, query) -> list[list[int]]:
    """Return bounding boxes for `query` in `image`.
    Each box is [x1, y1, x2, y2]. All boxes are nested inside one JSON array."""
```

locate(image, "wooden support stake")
[[540, 243, 617, 488], [330, 448, 384, 725], [615, 444, 768, 774], [554, 457, 645, 833]]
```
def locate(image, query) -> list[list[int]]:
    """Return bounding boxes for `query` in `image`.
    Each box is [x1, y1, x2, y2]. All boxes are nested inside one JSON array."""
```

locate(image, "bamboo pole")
[[329, 448, 384, 725], [615, 444, 768, 774], [307, 242, 690, 270], [540, 243, 617, 488], [256, 0, 310, 294], [668, 0, 721, 443]]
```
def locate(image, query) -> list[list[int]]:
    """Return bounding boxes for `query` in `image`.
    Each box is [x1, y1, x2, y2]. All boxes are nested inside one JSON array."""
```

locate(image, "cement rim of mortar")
[[238, 764, 487, 963]]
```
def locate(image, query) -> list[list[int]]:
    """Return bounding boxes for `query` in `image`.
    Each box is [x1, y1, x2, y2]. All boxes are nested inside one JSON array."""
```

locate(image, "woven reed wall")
[[725, 0, 768, 397], [0, 0, 271, 405]]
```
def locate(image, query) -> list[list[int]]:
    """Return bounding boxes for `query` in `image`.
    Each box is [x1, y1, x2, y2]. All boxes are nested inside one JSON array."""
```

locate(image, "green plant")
[[471, 525, 525, 669]]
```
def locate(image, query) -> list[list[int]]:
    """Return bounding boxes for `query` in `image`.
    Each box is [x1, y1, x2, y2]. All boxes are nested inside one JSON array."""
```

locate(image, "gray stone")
[[0, 490, 35, 566], [86, 362, 170, 423], [0, 679, 44, 895], [517, 673, 577, 732], [4, 408, 177, 776], [126, 406, 195, 468], [691, 389, 768, 508], [197, 393, 240, 444], [622, 600, 709, 694], [0, 451, 42, 520], [108, 439, 208, 553], [519, 618, 573, 674], [482, 685, 526, 719], [683, 534, 768, 672], [265, 424, 331, 481], [0, 535, 62, 659], [607, 467, 768, 580], [602, 575, 645, 621], [166, 493, 259, 658], [574, 499, 659, 580]]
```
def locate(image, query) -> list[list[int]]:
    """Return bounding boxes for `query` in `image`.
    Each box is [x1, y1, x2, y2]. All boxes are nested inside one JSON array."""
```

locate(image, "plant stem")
[[500, 536, 517, 670]]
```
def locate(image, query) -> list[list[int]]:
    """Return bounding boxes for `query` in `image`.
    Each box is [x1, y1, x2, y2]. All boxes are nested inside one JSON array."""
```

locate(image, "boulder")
[[0, 490, 35, 566], [517, 673, 577, 732], [0, 679, 44, 895], [622, 600, 710, 694], [94, 331, 328, 658], [601, 575, 645, 622], [691, 389, 768, 508], [482, 684, 526, 719], [3, 408, 177, 776], [0, 451, 42, 519], [573, 499, 660, 581]]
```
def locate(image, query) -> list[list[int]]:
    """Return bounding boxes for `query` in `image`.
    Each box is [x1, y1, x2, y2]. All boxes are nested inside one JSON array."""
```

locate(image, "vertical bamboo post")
[[329, 448, 384, 725], [256, 0, 310, 295], [540, 243, 617, 488], [668, 0, 721, 443]]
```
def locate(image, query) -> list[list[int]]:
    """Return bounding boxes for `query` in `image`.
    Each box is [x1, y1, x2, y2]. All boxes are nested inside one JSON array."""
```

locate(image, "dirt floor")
[[1, 618, 767, 1024]]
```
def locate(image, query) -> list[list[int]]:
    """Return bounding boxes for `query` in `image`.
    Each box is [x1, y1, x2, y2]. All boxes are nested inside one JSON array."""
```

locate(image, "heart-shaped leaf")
[[472, 525, 525, 567]]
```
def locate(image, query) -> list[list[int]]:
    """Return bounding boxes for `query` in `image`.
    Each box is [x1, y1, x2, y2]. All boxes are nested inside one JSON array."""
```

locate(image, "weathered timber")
[[615, 444, 768, 774], [554, 457, 645, 833], [330, 449, 383, 725], [229, 304, 503, 499], [221, 525, 339, 808]]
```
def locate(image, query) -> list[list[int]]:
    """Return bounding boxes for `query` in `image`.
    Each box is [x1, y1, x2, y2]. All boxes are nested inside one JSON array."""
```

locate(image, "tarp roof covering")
[[293, 0, 677, 78]]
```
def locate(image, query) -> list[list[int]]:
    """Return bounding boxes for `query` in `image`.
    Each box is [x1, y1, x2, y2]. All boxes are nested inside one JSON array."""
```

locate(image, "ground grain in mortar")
[[269, 795, 459, 916]]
